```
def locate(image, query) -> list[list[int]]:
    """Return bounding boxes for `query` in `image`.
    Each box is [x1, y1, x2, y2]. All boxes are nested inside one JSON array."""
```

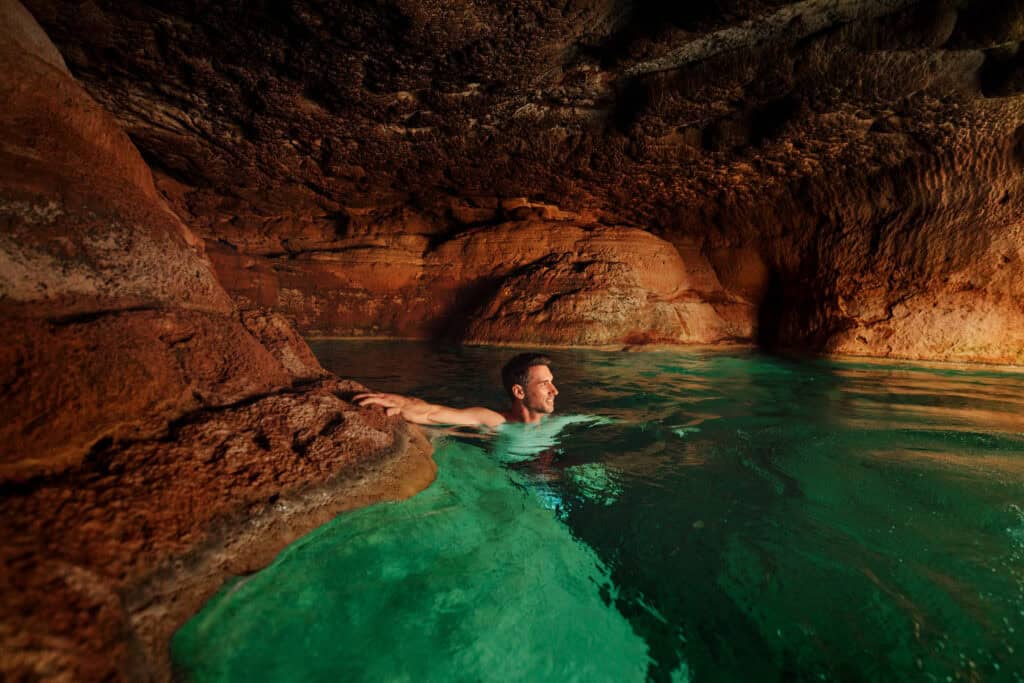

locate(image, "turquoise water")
[[173, 342, 1024, 682]]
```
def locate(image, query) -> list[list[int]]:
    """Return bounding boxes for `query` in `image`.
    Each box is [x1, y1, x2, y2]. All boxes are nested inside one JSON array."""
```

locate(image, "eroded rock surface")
[[208, 219, 754, 345], [0, 4, 435, 680], [20, 0, 1024, 363], [3, 380, 434, 681]]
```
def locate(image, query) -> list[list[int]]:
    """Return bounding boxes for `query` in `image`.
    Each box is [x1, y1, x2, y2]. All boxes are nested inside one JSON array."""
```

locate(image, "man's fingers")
[[355, 395, 402, 417], [354, 393, 402, 410]]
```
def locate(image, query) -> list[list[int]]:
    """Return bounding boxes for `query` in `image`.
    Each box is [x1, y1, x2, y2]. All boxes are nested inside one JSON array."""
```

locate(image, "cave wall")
[[206, 216, 755, 345], [0, 2, 434, 679], [19, 0, 1024, 363], [12, 0, 1023, 362]]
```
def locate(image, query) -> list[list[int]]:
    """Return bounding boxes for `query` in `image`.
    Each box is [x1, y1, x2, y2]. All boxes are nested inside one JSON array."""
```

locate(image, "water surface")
[[174, 342, 1024, 682]]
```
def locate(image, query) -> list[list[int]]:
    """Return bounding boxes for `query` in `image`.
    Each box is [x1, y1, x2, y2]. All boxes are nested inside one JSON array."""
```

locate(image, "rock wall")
[[207, 215, 755, 346], [0, 2, 435, 679], [22, 0, 1024, 364]]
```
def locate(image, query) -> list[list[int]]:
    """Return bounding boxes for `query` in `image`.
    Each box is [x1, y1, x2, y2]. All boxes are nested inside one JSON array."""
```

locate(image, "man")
[[354, 352, 558, 428]]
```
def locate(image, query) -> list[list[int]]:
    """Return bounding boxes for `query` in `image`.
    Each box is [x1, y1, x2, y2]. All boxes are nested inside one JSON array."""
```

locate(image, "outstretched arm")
[[353, 392, 506, 428]]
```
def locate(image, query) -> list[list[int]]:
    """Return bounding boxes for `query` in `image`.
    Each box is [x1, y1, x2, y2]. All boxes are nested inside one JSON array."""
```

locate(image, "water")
[[173, 342, 1024, 682]]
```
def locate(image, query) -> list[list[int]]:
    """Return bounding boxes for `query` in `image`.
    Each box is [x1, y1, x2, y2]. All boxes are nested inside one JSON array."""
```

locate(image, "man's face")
[[519, 364, 558, 414]]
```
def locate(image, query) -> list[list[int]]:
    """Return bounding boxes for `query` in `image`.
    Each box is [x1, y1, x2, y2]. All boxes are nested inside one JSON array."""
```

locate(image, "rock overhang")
[[15, 1, 1024, 355]]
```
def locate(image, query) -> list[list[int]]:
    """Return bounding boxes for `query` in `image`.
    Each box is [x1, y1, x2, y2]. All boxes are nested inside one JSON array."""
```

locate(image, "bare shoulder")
[[430, 405, 505, 428], [468, 407, 507, 428]]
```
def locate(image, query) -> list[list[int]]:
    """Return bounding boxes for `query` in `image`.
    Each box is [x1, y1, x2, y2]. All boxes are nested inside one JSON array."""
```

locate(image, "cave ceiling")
[[23, 0, 1024, 241], [15, 0, 1024, 360]]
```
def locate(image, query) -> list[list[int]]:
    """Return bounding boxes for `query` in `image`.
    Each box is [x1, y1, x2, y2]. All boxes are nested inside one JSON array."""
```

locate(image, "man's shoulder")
[[468, 406, 506, 428]]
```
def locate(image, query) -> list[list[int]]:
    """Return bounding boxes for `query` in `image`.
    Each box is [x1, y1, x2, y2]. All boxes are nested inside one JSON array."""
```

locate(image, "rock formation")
[[3, 0, 1024, 676], [208, 220, 753, 345], [0, 2, 434, 679], [19, 0, 1024, 363]]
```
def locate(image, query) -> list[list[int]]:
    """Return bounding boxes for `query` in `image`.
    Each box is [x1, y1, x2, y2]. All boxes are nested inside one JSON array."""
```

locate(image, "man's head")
[[501, 353, 558, 415]]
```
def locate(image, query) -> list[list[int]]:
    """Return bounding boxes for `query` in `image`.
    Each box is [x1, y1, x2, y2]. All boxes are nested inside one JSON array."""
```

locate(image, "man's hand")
[[353, 392, 422, 417]]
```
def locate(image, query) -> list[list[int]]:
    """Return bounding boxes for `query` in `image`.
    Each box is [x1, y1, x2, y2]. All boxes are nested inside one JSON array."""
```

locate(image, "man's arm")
[[353, 392, 506, 428]]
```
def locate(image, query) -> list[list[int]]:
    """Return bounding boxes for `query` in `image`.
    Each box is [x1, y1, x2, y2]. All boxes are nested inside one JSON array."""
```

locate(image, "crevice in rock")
[[47, 305, 163, 326], [428, 275, 507, 341], [948, 0, 1024, 49], [755, 269, 787, 351], [979, 43, 1024, 97]]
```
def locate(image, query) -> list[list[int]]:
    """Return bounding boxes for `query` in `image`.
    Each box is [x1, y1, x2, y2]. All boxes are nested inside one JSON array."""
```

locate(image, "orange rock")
[[208, 220, 758, 345], [0, 4, 436, 680], [0, 2, 231, 320], [21, 0, 1024, 364]]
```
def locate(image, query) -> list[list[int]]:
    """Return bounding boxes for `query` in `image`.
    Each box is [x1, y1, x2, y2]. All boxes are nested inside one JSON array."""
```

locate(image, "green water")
[[173, 343, 1024, 682]]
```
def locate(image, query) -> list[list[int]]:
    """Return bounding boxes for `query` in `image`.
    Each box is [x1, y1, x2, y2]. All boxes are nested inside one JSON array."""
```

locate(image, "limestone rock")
[[0, 311, 302, 481], [2, 379, 435, 681], [449, 223, 753, 345], [0, 0, 230, 320]]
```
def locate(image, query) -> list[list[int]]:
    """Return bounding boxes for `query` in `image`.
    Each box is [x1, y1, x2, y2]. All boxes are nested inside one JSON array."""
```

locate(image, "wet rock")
[[1, 380, 435, 681]]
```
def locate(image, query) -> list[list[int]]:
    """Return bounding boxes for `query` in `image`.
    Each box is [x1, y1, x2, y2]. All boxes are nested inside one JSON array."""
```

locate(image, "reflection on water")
[[173, 342, 1024, 682]]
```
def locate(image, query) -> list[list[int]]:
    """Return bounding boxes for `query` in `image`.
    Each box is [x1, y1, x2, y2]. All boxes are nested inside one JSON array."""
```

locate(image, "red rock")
[[0, 2, 230, 321], [0, 4, 436, 680], [207, 220, 757, 345], [1, 380, 435, 681]]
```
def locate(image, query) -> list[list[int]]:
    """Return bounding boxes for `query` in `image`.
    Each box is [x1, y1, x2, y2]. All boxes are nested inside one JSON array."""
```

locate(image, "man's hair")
[[501, 353, 552, 398]]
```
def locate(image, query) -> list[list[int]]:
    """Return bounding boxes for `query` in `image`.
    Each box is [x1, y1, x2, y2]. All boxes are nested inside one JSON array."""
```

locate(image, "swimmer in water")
[[354, 352, 557, 428]]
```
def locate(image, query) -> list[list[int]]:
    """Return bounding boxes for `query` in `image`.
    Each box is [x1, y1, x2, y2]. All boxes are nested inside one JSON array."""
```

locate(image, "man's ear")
[[512, 384, 526, 400]]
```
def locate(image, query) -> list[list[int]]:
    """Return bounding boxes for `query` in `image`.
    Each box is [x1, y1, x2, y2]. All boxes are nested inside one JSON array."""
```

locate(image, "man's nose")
[[550, 383, 558, 396]]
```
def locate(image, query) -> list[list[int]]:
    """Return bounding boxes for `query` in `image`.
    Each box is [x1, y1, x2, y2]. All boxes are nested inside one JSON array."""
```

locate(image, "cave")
[[2, 0, 1023, 679]]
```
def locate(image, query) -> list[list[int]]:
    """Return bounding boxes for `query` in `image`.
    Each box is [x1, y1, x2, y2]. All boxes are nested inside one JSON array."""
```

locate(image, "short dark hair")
[[501, 353, 552, 398]]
